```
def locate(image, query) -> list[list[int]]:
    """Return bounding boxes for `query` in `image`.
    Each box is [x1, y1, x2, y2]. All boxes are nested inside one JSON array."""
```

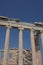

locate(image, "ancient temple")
[[0, 16, 43, 65]]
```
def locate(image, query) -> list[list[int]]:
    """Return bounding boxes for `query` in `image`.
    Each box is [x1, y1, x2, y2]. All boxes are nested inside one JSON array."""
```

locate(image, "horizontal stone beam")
[[0, 20, 43, 31]]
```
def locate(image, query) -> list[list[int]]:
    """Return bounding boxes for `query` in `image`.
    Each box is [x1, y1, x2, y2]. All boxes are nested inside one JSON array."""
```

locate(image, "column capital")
[[30, 29, 35, 34], [18, 27, 24, 31], [30, 28, 35, 31], [6, 25, 12, 29]]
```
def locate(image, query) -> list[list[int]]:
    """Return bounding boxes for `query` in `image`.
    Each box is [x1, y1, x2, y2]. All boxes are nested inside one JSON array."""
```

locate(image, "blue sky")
[[0, 0, 43, 22], [0, 0, 43, 61]]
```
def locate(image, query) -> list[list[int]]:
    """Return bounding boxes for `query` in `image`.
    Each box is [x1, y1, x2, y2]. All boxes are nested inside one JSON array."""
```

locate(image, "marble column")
[[34, 31, 42, 65], [18, 27, 24, 65], [30, 29, 37, 65], [40, 31, 43, 65], [40, 31, 43, 48], [3, 26, 10, 65]]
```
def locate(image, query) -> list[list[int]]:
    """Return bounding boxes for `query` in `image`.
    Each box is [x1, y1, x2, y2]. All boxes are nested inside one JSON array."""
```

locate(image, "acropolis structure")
[[0, 16, 43, 65]]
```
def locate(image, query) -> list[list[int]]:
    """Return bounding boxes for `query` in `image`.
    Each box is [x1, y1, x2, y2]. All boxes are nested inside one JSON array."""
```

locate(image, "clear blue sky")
[[0, 0, 43, 61]]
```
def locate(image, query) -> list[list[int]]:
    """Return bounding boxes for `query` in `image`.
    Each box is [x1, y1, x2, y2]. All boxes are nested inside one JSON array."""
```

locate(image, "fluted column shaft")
[[3, 26, 10, 65], [30, 29, 37, 65], [19, 28, 23, 65]]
